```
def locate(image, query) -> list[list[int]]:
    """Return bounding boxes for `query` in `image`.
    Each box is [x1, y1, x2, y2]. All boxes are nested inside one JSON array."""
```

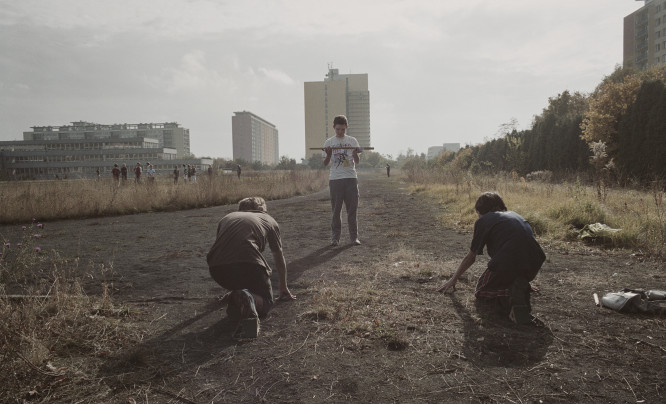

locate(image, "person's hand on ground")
[[436, 278, 457, 293], [279, 287, 296, 301]]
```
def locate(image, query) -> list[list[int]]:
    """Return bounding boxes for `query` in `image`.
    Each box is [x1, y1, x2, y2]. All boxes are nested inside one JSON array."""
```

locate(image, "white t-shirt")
[[323, 135, 360, 180]]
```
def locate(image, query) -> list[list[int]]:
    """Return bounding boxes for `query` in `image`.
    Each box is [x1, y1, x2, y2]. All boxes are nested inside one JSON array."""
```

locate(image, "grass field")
[[0, 170, 329, 224], [405, 169, 666, 256]]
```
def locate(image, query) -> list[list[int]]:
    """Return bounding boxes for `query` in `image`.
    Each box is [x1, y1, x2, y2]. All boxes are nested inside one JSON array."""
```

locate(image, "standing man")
[[173, 165, 180, 185], [386, 163, 391, 177], [323, 115, 361, 246], [146, 162, 156, 183], [236, 164, 242, 179], [134, 162, 142, 183], [207, 197, 296, 336], [120, 163, 128, 183], [112, 163, 121, 186]]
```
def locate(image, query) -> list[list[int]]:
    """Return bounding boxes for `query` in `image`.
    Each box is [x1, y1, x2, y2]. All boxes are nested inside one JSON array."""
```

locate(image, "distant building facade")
[[304, 67, 370, 158], [0, 121, 210, 180], [232, 111, 279, 165], [24, 121, 191, 157], [624, 0, 666, 69], [427, 143, 460, 160]]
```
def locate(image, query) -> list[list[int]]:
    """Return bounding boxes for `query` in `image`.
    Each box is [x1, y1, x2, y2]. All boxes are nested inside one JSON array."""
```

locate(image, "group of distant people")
[[208, 114, 546, 339], [173, 164, 198, 184], [109, 162, 160, 185], [106, 162, 244, 185]]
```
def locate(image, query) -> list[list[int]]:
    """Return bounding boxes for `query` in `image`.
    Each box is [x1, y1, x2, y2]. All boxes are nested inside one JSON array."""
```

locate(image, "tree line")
[[412, 65, 666, 186]]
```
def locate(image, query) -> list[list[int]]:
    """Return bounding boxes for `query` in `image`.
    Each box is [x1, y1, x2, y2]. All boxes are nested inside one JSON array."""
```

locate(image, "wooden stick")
[[309, 147, 374, 150]]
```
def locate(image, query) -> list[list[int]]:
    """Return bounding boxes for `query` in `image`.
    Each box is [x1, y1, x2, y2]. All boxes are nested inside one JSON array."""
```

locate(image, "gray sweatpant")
[[329, 178, 359, 242]]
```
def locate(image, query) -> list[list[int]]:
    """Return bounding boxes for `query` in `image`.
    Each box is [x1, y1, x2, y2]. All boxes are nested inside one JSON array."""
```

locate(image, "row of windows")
[[44, 142, 152, 151], [10, 153, 170, 163]]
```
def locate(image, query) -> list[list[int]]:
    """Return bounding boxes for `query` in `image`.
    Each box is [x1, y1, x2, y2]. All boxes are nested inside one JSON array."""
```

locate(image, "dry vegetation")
[[0, 170, 328, 224], [406, 169, 666, 256], [0, 170, 329, 402], [0, 232, 145, 402], [0, 171, 663, 402]]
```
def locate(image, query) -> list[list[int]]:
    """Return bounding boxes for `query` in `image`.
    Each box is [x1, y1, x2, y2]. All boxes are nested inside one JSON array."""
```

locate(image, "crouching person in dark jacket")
[[207, 197, 296, 337], [437, 192, 545, 325]]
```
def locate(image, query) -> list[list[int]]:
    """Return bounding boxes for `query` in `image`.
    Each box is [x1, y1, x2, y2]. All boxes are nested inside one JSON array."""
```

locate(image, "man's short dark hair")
[[475, 192, 507, 215], [239, 197, 267, 213], [333, 115, 348, 127]]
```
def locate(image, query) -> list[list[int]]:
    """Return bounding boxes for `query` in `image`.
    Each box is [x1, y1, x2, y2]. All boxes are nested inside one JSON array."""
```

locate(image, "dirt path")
[[10, 171, 666, 402]]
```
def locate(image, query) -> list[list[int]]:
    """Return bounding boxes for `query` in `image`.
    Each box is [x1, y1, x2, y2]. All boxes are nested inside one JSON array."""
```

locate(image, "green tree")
[[306, 154, 325, 170], [581, 66, 665, 154], [616, 79, 666, 182], [274, 156, 297, 170]]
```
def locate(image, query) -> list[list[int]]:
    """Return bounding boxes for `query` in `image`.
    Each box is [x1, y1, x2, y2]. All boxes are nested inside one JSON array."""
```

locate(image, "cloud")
[[258, 68, 294, 85], [149, 50, 233, 94]]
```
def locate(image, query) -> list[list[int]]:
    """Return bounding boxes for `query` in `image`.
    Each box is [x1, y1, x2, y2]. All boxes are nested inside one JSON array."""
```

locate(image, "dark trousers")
[[329, 178, 359, 241], [209, 263, 274, 316]]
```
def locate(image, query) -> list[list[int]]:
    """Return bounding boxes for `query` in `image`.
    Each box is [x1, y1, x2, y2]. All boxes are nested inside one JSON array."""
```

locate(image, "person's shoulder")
[[346, 135, 359, 143]]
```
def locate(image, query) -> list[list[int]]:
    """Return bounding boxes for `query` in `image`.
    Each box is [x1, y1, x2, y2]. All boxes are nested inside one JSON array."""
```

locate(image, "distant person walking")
[[190, 165, 197, 183], [112, 163, 121, 185], [96, 167, 100, 181], [173, 165, 180, 184], [237, 164, 242, 179], [121, 163, 128, 182], [134, 162, 142, 183], [386, 163, 391, 177], [183, 164, 188, 182]]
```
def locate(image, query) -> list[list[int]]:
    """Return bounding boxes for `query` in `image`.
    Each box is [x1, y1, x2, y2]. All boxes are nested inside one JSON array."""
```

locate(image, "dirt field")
[[12, 171, 666, 403]]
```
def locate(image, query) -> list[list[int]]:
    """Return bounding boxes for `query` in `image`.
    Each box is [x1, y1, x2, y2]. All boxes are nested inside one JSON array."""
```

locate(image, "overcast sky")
[[0, 0, 642, 160]]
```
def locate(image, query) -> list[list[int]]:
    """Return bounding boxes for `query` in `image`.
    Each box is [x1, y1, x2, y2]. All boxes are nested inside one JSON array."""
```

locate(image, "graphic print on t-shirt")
[[332, 143, 352, 169]]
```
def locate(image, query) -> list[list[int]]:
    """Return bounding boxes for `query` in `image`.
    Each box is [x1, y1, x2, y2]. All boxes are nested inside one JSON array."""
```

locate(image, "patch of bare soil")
[[10, 171, 666, 402]]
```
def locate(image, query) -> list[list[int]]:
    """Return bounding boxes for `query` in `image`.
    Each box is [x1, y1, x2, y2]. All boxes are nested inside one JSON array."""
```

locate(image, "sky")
[[0, 0, 643, 161]]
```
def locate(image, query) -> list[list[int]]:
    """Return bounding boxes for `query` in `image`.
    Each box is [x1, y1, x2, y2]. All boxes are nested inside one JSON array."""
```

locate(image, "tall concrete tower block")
[[304, 68, 370, 158]]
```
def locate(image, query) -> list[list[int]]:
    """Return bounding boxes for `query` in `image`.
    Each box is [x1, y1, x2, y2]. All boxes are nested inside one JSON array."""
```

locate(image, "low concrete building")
[[427, 143, 461, 161], [1, 128, 210, 180], [24, 121, 191, 157]]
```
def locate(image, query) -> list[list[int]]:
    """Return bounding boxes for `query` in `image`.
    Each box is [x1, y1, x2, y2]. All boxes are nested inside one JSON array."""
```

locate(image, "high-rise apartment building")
[[304, 68, 370, 159], [23, 121, 191, 157], [232, 111, 279, 165], [624, 0, 666, 69]]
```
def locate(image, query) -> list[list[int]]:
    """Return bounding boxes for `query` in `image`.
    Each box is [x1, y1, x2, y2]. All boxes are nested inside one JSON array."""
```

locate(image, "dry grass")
[[0, 244, 145, 402], [0, 170, 329, 224], [405, 170, 666, 256], [298, 245, 457, 352]]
